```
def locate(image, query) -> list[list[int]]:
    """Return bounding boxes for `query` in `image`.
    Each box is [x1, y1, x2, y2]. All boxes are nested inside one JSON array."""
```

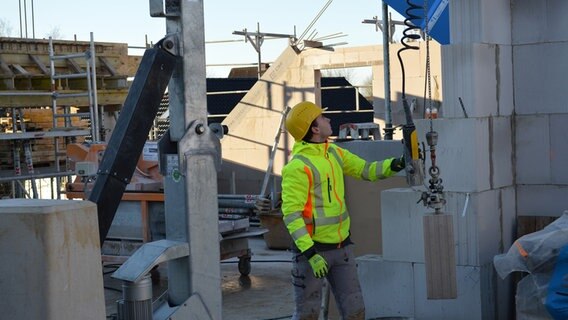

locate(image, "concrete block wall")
[[414, 117, 513, 193], [511, 0, 568, 218], [358, 257, 512, 320], [441, 43, 514, 119], [359, 1, 520, 318], [381, 187, 516, 267]]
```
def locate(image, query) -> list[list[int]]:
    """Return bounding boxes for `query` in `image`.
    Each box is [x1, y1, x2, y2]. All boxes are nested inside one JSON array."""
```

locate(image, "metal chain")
[[418, 0, 446, 213]]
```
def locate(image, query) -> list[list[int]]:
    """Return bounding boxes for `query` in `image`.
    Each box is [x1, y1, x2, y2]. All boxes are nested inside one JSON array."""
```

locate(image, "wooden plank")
[[0, 56, 14, 75], [99, 56, 117, 76], [28, 54, 50, 74], [11, 64, 30, 75], [423, 213, 457, 299], [0, 89, 128, 107], [517, 216, 558, 238], [66, 58, 83, 73]]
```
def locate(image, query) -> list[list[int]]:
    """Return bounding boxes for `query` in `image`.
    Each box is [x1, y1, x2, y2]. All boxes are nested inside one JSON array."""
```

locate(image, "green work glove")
[[308, 253, 329, 278], [390, 155, 406, 172]]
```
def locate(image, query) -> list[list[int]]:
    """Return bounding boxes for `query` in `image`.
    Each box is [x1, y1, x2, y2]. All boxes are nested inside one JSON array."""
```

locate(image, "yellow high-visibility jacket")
[[281, 140, 397, 254]]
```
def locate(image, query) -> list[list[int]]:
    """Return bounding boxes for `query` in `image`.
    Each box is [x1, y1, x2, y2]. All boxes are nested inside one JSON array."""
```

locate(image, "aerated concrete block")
[[415, 116, 514, 192], [441, 43, 514, 118], [491, 117, 514, 188], [382, 188, 514, 266], [517, 185, 568, 217], [413, 263, 509, 320], [0, 199, 105, 320], [416, 118, 490, 193], [516, 115, 551, 184], [516, 114, 568, 185], [514, 42, 568, 115], [550, 114, 568, 184], [512, 1, 568, 45], [357, 255, 414, 319], [356, 258, 513, 320]]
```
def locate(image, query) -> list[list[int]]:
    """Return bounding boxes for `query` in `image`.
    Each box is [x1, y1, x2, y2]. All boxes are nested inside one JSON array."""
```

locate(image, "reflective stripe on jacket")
[[281, 140, 396, 254]]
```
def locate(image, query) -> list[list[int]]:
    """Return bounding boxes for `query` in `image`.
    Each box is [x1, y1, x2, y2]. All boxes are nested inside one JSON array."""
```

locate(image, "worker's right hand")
[[254, 196, 272, 215], [390, 155, 406, 172], [308, 253, 329, 278]]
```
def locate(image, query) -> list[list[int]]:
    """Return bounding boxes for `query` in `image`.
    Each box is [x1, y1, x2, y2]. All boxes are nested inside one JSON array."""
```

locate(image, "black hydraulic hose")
[[396, 0, 424, 125]]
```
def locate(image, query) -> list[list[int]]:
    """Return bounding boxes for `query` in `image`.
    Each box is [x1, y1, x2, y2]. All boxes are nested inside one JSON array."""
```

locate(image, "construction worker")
[[281, 101, 404, 319]]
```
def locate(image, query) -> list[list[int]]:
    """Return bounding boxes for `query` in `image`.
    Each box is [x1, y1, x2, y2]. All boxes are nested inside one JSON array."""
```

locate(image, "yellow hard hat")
[[285, 101, 325, 141]]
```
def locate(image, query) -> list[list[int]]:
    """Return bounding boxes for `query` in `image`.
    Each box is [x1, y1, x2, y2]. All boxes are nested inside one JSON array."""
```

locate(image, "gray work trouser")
[[291, 245, 365, 320]]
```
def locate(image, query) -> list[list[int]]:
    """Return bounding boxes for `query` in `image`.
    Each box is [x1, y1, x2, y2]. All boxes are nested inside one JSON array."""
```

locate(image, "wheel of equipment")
[[238, 256, 251, 276]]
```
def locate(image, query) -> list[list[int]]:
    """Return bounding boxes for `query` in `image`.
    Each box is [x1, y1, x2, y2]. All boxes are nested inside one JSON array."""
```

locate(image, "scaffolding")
[[48, 33, 99, 198], [0, 34, 102, 199]]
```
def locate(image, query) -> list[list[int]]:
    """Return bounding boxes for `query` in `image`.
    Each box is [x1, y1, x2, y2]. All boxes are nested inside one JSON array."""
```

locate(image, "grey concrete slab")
[[479, 0, 512, 45], [0, 200, 106, 320], [491, 117, 514, 189], [550, 114, 568, 184], [381, 188, 428, 263], [442, 44, 513, 119], [357, 259, 513, 320], [357, 255, 415, 319], [517, 184, 568, 217], [416, 118, 491, 192], [382, 188, 511, 266], [495, 47, 515, 116], [514, 43, 568, 115], [512, 0, 568, 45], [447, 1, 511, 44], [413, 263, 504, 320], [515, 115, 551, 184]]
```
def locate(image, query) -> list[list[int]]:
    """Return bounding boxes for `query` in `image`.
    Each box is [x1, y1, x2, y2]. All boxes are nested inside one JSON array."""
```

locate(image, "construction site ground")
[[104, 235, 295, 320]]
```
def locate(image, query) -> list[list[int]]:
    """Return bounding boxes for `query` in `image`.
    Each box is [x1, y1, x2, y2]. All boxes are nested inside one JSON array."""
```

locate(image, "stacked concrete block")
[[513, 43, 568, 115], [0, 199, 105, 320], [362, 114, 516, 318], [359, 187, 514, 319], [357, 256, 415, 319], [381, 188, 515, 266], [358, 257, 510, 319], [511, 1, 568, 219], [441, 43, 514, 119], [414, 117, 513, 193]]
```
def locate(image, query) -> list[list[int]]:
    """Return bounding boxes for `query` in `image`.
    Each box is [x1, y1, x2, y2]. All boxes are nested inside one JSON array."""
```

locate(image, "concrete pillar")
[[0, 199, 105, 320]]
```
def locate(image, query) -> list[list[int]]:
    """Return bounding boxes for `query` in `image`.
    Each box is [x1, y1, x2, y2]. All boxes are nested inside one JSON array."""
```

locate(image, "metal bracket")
[[153, 293, 213, 320], [179, 121, 222, 173], [155, 34, 180, 57], [149, 0, 180, 17], [112, 239, 189, 283]]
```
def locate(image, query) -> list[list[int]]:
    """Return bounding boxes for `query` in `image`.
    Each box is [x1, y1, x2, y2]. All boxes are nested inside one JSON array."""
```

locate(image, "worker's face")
[[313, 114, 332, 139]]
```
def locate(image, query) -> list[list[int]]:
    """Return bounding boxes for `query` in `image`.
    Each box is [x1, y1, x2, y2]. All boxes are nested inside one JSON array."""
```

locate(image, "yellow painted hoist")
[[397, 0, 456, 300]]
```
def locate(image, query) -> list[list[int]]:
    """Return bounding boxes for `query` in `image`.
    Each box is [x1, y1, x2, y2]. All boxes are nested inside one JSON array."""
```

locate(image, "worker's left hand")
[[308, 253, 329, 278], [390, 155, 406, 172]]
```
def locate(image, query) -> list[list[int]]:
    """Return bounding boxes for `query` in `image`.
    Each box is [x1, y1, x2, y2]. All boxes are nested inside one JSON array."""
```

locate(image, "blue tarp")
[[384, 0, 450, 45]]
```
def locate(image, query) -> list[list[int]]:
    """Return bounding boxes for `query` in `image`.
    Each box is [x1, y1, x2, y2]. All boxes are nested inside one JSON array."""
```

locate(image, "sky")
[[0, 0, 400, 79]]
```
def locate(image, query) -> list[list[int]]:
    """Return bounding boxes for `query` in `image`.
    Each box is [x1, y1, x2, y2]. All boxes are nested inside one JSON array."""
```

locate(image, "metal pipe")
[[90, 32, 100, 142], [256, 23, 262, 79], [382, 1, 394, 140], [85, 53, 96, 141], [23, 0, 28, 38], [31, 0, 35, 38], [18, 0, 23, 38], [0, 92, 52, 96]]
